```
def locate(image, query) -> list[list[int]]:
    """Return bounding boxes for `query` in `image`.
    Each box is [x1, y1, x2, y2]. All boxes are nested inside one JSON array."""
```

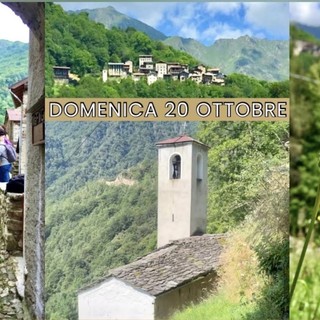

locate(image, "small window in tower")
[[171, 155, 181, 179], [197, 154, 203, 180]]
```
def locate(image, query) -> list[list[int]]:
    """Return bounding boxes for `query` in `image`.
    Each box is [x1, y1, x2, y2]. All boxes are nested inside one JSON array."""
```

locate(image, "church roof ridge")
[[156, 135, 209, 148], [79, 234, 227, 296]]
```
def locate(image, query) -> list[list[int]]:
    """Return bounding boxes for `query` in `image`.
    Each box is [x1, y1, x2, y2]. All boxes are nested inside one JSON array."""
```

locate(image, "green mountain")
[[78, 6, 288, 82], [164, 35, 289, 81], [73, 6, 167, 41], [46, 121, 197, 200], [0, 40, 28, 122], [293, 22, 320, 40], [45, 3, 198, 85]]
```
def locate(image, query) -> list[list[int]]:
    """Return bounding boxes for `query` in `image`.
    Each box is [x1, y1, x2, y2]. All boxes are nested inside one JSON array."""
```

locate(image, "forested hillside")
[[292, 23, 320, 42], [0, 40, 28, 122], [46, 121, 196, 200], [291, 24, 320, 45], [45, 3, 197, 90], [46, 161, 158, 319], [45, 3, 289, 98], [164, 35, 289, 81]]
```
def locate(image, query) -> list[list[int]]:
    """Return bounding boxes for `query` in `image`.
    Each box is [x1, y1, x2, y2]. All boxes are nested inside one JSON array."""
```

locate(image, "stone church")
[[78, 135, 225, 320]]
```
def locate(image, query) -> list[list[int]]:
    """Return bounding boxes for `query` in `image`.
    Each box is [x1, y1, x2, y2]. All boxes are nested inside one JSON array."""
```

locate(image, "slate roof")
[[156, 135, 209, 148], [108, 234, 226, 296]]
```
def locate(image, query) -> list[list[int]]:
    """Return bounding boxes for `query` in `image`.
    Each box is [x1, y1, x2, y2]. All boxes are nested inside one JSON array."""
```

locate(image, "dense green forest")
[[0, 40, 28, 123], [46, 121, 197, 200], [290, 24, 320, 319], [53, 73, 289, 99], [45, 3, 289, 99]]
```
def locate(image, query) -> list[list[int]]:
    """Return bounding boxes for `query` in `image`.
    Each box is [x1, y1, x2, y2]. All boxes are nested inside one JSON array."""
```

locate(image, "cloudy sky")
[[290, 2, 320, 26], [0, 3, 29, 43], [60, 2, 289, 46]]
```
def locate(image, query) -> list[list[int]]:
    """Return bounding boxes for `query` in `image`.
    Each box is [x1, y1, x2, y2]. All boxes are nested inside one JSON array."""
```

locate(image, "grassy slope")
[[171, 293, 255, 320]]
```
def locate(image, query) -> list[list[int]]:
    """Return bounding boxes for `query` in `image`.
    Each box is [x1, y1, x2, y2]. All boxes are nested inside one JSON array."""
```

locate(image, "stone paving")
[[0, 240, 23, 319]]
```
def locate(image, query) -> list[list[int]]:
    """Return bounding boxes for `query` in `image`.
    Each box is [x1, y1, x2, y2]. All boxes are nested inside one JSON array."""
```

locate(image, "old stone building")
[[9, 77, 28, 175], [78, 235, 224, 320], [78, 135, 224, 320], [3, 3, 45, 320], [4, 109, 21, 144], [53, 66, 70, 84]]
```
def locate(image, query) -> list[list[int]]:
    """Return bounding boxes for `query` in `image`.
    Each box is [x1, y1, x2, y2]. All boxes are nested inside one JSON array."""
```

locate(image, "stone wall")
[[3, 4, 45, 319], [155, 272, 218, 320], [0, 191, 24, 255], [23, 7, 45, 320]]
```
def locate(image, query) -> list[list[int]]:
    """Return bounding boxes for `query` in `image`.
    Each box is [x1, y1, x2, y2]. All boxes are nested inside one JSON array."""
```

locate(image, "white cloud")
[[0, 3, 29, 43], [108, 2, 177, 28], [201, 24, 253, 43], [243, 3, 289, 38], [205, 2, 241, 16], [290, 2, 320, 27]]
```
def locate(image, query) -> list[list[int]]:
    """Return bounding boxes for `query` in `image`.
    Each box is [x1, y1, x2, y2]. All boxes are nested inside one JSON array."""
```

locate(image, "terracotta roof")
[[108, 234, 226, 296], [156, 135, 209, 148], [6, 109, 21, 122]]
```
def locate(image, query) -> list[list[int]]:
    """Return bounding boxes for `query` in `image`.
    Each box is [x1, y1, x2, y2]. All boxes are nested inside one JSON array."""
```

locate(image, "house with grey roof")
[[78, 135, 225, 320]]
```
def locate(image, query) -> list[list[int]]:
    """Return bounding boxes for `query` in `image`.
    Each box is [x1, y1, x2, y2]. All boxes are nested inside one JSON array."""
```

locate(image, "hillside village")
[[293, 40, 320, 56], [53, 55, 227, 86], [103, 55, 226, 85]]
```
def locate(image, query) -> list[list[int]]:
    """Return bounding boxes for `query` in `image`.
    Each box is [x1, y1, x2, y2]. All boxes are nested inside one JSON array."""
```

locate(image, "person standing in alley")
[[0, 128, 12, 182]]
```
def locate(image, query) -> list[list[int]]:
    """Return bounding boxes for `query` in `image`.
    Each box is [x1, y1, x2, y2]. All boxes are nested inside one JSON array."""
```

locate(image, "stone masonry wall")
[[0, 191, 24, 255]]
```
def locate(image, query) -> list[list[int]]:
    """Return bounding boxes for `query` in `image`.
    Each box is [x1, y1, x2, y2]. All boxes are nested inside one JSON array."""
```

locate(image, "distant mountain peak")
[[76, 6, 167, 41]]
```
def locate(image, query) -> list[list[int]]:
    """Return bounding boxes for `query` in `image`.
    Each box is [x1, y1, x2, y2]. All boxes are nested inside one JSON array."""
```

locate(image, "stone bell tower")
[[156, 135, 209, 248]]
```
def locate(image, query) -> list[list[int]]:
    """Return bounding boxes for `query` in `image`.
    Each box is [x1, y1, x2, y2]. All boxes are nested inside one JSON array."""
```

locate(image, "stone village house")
[[102, 55, 226, 86], [4, 109, 21, 144], [78, 136, 226, 320], [8, 77, 28, 175], [1, 3, 45, 320]]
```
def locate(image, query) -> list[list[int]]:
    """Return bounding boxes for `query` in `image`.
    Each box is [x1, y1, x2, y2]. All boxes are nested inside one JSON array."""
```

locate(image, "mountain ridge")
[[77, 6, 289, 81], [292, 22, 320, 40], [73, 6, 167, 41]]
